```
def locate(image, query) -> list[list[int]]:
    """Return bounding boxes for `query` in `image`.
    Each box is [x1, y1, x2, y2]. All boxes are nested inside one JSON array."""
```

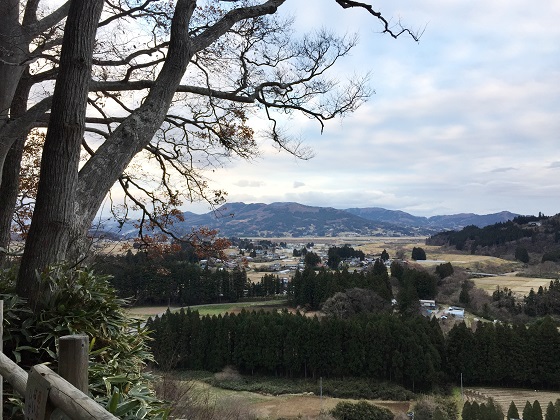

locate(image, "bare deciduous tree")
[[0, 0, 418, 305]]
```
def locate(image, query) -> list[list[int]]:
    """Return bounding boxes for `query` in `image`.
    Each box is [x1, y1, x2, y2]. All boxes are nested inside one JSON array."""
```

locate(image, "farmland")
[[471, 275, 554, 296], [127, 299, 288, 319], [162, 371, 413, 419], [131, 235, 560, 418], [466, 387, 560, 414]]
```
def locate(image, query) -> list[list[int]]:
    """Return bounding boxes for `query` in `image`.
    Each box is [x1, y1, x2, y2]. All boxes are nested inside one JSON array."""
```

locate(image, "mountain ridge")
[[93, 202, 520, 239]]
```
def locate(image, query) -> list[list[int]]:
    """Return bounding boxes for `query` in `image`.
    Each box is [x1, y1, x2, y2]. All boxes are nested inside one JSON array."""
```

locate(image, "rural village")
[[0, 0, 559, 419]]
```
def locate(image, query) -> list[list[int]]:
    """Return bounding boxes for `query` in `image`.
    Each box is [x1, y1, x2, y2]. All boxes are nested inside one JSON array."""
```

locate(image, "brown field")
[[355, 238, 427, 256], [251, 395, 410, 419], [183, 380, 410, 419], [466, 387, 560, 413], [126, 306, 179, 318], [127, 300, 294, 319], [471, 275, 553, 296]]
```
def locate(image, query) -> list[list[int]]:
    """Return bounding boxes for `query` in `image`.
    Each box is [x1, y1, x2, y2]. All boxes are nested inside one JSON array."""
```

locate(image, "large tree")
[[0, 0, 417, 306]]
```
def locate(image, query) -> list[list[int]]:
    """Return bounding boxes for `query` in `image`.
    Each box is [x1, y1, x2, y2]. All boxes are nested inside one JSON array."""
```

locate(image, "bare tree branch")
[[25, 1, 70, 40], [334, 0, 422, 41]]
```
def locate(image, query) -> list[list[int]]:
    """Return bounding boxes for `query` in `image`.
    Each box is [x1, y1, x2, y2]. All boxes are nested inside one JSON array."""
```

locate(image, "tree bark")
[[0, 71, 32, 265], [17, 0, 104, 305], [0, 1, 69, 186], [0, 0, 27, 184], [73, 0, 284, 235]]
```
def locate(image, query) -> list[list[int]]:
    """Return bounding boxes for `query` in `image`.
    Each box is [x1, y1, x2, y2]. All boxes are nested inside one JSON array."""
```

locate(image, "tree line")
[[490, 280, 560, 318], [97, 250, 443, 314], [148, 309, 444, 391], [288, 265, 393, 310], [96, 249, 294, 305], [96, 250, 248, 306], [426, 215, 560, 259], [427, 222, 534, 252], [148, 309, 560, 391]]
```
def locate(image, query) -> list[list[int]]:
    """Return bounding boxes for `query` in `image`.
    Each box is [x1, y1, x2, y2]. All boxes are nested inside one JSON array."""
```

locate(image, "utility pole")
[[320, 376, 323, 413]]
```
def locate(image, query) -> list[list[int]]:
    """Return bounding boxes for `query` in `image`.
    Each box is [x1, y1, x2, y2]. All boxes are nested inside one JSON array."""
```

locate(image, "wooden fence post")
[[58, 335, 89, 394], [0, 352, 117, 420]]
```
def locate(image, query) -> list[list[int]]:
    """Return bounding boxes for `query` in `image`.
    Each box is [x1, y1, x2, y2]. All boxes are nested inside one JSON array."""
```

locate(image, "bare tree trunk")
[[73, 0, 282, 235], [0, 0, 27, 186], [0, 71, 31, 265], [74, 0, 198, 233], [17, 0, 104, 306], [0, 1, 69, 186]]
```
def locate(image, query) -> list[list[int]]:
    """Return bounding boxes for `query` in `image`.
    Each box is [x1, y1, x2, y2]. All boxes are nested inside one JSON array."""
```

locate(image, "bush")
[[330, 401, 393, 420], [0, 265, 168, 418], [413, 395, 458, 420], [412, 247, 427, 261], [205, 374, 415, 401], [435, 262, 454, 279]]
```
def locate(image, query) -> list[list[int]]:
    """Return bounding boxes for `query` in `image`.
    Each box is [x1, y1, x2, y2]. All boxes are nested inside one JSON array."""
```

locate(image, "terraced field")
[[465, 387, 560, 414]]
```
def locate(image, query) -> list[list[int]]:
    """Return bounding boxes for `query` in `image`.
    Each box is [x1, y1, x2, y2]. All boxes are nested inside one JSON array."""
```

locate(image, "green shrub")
[[323, 379, 414, 400], [413, 395, 458, 420], [205, 374, 415, 401], [330, 401, 393, 420], [1, 265, 168, 418]]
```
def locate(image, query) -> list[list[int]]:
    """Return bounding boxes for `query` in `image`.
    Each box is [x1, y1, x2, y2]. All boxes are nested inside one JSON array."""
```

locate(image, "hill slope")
[[93, 202, 519, 239]]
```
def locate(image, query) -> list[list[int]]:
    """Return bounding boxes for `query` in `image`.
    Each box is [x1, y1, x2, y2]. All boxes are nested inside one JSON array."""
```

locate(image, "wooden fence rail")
[[0, 330, 118, 419]]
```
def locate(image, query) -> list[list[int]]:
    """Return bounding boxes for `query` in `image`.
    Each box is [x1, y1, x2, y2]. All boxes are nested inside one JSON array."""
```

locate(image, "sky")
[[185, 0, 560, 217]]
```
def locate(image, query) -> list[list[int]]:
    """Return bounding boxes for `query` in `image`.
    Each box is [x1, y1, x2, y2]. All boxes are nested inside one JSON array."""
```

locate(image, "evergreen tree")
[[411, 246, 427, 260], [397, 278, 420, 315], [459, 280, 471, 305], [462, 401, 474, 420], [372, 258, 388, 277], [411, 270, 438, 299], [507, 401, 520, 419], [435, 262, 454, 279], [515, 246, 530, 263], [545, 401, 556, 420], [534, 400, 544, 420], [524, 401, 534, 420], [390, 260, 405, 281], [470, 401, 481, 420], [304, 251, 321, 267], [555, 399, 560, 420], [486, 398, 505, 420], [380, 249, 390, 261]]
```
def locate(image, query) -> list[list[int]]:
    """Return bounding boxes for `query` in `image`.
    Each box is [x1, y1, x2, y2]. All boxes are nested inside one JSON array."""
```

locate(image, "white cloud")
[[234, 180, 265, 188], [176, 0, 560, 217]]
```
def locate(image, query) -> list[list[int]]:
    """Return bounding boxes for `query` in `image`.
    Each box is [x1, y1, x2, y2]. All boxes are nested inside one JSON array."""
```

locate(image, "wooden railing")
[[0, 301, 118, 419]]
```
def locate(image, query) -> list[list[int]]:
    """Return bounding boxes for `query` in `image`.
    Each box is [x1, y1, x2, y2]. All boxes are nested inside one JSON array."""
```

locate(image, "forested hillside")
[[426, 213, 560, 261]]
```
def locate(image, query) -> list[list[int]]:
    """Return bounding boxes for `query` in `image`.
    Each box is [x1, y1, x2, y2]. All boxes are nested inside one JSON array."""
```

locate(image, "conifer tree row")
[[149, 310, 560, 390], [147, 309, 444, 389]]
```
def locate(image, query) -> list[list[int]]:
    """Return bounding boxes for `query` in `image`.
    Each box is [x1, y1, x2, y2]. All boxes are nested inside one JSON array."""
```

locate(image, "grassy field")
[[164, 372, 412, 419], [199, 380, 411, 419], [127, 299, 288, 319], [471, 275, 553, 296]]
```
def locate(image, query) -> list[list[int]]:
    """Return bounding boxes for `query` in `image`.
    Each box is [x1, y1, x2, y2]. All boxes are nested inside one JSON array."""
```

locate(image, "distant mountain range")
[[92, 202, 519, 239]]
